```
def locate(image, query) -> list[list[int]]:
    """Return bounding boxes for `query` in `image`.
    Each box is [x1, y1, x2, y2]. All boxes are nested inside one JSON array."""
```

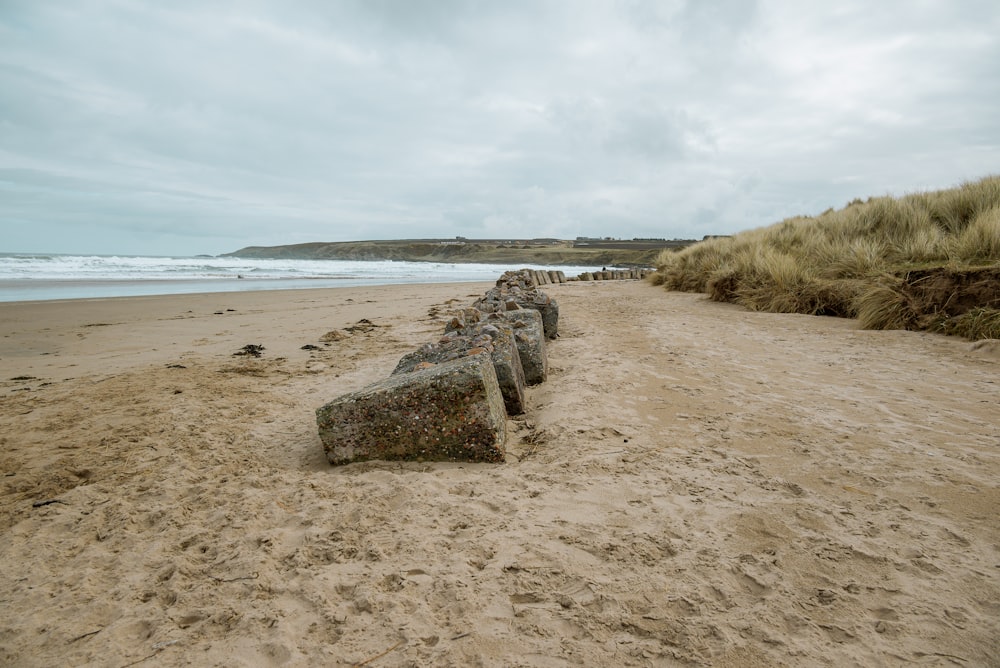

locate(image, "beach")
[[1, 280, 998, 666]]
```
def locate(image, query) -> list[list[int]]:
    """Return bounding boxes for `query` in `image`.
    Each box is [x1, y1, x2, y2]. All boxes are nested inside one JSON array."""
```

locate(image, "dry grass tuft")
[[855, 280, 917, 331], [949, 205, 1000, 264], [929, 308, 1000, 340]]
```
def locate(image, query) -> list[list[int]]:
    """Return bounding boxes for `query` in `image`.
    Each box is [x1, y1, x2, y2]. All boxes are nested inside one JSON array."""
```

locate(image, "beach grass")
[[651, 175, 1000, 339]]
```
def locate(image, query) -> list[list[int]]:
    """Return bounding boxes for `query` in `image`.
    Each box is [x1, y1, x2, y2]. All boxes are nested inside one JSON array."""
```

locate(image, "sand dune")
[[1, 281, 997, 666]]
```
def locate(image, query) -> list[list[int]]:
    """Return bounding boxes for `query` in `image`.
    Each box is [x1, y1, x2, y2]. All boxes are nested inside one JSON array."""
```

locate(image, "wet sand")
[[1, 281, 998, 666]]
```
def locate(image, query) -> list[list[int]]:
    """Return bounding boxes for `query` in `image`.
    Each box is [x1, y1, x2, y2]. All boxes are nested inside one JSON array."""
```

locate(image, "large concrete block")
[[395, 321, 527, 415], [316, 354, 507, 465], [502, 309, 547, 385], [530, 294, 559, 339], [481, 323, 527, 415]]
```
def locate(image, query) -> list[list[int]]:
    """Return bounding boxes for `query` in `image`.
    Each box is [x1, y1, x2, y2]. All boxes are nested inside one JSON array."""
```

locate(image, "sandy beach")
[[1, 280, 998, 667]]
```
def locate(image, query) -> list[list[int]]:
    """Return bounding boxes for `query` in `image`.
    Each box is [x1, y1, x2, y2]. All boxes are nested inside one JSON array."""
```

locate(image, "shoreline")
[[2, 280, 998, 666], [0, 275, 508, 304]]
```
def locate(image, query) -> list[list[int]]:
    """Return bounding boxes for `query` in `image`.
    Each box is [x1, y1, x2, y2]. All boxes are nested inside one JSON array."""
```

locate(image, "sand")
[[1, 280, 998, 667]]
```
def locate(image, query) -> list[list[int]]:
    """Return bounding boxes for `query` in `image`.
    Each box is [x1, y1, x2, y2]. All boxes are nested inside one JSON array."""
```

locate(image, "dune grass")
[[651, 175, 1000, 339]]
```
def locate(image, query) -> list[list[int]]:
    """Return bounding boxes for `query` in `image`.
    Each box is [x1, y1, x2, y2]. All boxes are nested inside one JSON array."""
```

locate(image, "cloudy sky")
[[2, 1, 998, 256]]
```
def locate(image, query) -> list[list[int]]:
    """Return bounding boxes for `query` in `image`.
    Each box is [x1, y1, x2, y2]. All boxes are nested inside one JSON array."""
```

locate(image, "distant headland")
[[222, 237, 705, 267]]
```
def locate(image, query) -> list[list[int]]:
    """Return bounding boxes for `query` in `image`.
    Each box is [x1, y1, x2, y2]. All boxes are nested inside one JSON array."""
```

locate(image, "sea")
[[0, 253, 603, 302]]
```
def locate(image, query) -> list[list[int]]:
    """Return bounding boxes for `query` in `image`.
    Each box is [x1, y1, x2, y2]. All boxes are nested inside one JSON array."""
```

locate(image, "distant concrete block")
[[530, 293, 559, 339]]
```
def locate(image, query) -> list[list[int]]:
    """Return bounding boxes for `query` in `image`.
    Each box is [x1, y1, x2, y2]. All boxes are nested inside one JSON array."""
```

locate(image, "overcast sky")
[[2, 1, 998, 256]]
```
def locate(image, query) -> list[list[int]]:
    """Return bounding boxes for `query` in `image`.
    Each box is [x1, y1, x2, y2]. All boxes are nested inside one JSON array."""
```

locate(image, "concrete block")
[[317, 355, 507, 465]]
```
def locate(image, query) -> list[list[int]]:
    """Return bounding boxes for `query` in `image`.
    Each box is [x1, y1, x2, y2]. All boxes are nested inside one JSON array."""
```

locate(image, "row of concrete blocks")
[[524, 268, 651, 285], [525, 269, 567, 285], [577, 269, 652, 281], [315, 270, 553, 466]]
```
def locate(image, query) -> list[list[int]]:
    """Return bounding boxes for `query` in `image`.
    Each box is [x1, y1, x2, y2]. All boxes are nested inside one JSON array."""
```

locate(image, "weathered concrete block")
[[472, 279, 558, 340], [316, 355, 507, 465], [530, 294, 559, 339], [483, 323, 527, 414], [444, 307, 485, 333], [502, 309, 547, 385], [394, 322, 526, 415]]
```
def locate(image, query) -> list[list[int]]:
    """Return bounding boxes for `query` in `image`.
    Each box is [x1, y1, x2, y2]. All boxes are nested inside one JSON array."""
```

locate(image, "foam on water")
[[0, 254, 605, 302]]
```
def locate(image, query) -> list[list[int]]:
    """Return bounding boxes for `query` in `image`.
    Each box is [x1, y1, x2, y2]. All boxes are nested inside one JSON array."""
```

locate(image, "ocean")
[[0, 254, 602, 302]]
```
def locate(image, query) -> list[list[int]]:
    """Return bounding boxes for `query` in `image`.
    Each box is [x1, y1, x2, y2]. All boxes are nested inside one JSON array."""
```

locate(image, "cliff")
[[222, 239, 694, 267]]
